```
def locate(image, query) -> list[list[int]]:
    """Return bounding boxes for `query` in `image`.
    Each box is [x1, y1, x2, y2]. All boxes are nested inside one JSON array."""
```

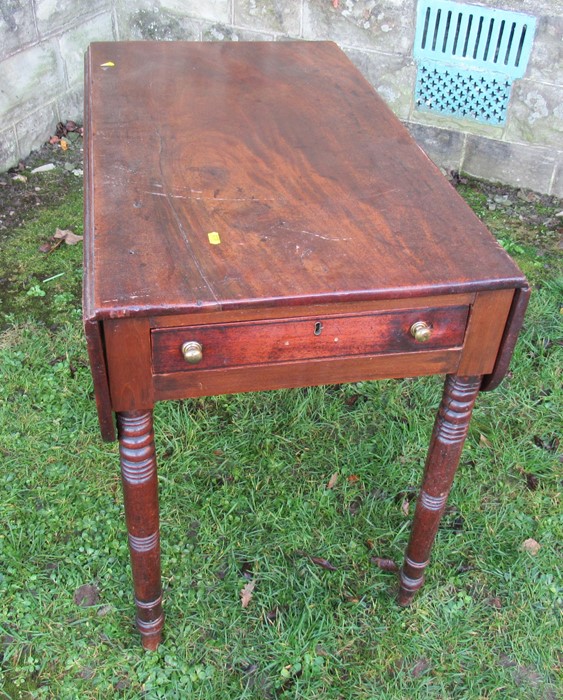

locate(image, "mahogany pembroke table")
[[83, 41, 529, 649]]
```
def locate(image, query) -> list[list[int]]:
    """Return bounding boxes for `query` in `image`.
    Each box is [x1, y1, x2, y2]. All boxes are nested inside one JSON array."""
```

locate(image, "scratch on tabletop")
[[144, 190, 277, 203], [272, 223, 350, 242], [156, 134, 219, 303]]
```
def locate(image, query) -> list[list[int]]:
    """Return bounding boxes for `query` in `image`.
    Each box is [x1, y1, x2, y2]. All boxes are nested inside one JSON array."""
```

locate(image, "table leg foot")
[[398, 375, 481, 606], [117, 410, 164, 649], [141, 634, 163, 652], [138, 610, 164, 651]]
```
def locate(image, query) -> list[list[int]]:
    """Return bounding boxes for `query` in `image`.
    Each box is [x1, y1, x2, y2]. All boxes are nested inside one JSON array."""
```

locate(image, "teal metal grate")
[[413, 0, 536, 125], [416, 64, 511, 124]]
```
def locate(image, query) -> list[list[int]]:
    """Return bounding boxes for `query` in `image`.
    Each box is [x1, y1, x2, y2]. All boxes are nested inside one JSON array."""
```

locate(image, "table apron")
[[102, 290, 515, 412], [152, 348, 463, 400]]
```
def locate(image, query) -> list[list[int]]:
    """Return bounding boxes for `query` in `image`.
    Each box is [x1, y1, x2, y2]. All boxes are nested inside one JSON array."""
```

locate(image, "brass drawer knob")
[[181, 341, 203, 364], [410, 321, 432, 343]]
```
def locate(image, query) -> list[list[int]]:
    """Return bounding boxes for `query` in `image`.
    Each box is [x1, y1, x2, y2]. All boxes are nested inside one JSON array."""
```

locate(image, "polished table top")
[[84, 41, 525, 324]]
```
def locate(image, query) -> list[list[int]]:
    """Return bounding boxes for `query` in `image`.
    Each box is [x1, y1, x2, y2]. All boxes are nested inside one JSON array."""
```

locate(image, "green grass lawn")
[[0, 165, 561, 699]]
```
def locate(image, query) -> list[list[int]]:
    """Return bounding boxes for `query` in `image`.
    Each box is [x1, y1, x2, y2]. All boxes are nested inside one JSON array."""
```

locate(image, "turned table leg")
[[117, 410, 164, 649], [398, 375, 482, 606]]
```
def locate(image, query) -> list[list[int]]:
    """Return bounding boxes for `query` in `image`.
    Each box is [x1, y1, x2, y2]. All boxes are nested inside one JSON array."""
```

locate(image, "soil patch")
[[0, 122, 84, 239]]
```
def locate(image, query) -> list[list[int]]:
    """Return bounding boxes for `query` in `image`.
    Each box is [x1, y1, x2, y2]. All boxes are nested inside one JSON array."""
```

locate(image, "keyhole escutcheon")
[[314, 321, 323, 336]]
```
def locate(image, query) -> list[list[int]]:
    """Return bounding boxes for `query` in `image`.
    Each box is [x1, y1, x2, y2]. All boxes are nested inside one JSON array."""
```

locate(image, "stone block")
[[0, 41, 65, 124], [0, 126, 19, 173], [233, 0, 302, 36], [462, 135, 555, 194], [201, 21, 274, 41], [408, 106, 504, 141], [0, 0, 38, 60], [406, 122, 465, 173], [117, 0, 229, 39], [35, 0, 111, 37], [128, 0, 231, 24], [549, 159, 563, 199], [343, 47, 416, 120], [303, 0, 416, 55], [275, 34, 305, 41], [14, 101, 59, 156], [526, 14, 563, 85], [153, 0, 230, 23], [58, 11, 115, 88], [505, 80, 563, 148], [457, 1, 554, 16], [56, 87, 84, 123], [126, 7, 202, 41]]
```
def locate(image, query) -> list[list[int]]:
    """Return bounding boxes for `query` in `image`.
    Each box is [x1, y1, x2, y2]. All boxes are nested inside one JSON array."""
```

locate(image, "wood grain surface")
[[84, 41, 526, 322]]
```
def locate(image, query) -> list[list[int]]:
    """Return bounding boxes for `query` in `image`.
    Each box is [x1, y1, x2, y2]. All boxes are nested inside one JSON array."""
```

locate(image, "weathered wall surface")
[[0, 0, 116, 171], [1, 0, 562, 195]]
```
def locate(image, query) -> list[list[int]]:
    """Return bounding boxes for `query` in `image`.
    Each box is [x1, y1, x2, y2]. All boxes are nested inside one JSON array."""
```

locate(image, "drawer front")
[[151, 306, 469, 374]]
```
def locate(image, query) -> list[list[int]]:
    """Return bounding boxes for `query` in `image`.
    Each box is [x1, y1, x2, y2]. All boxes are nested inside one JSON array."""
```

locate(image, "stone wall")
[[1, 0, 561, 195], [0, 1, 116, 171]]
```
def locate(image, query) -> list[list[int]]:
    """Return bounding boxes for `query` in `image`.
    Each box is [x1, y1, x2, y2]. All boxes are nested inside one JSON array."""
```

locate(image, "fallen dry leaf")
[[308, 556, 338, 571], [326, 472, 338, 489], [39, 240, 58, 253], [60, 139, 69, 151], [395, 487, 417, 514], [479, 434, 493, 448], [344, 394, 361, 406], [533, 434, 559, 451], [265, 607, 279, 623], [521, 538, 541, 556], [73, 583, 100, 607], [97, 604, 113, 617], [54, 228, 83, 245], [240, 580, 255, 608], [349, 496, 362, 516], [294, 550, 338, 571], [347, 474, 360, 484], [486, 596, 502, 609], [401, 497, 410, 516], [239, 559, 253, 580], [411, 658, 431, 678], [371, 557, 399, 572], [516, 465, 539, 490], [78, 666, 95, 680]]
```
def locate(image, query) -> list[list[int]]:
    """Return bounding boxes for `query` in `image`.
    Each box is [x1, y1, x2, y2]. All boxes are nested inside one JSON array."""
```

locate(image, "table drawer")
[[151, 306, 469, 374]]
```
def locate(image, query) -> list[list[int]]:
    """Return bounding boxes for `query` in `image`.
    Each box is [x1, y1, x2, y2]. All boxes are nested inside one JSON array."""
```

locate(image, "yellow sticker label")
[[208, 231, 221, 245], [100, 61, 115, 67]]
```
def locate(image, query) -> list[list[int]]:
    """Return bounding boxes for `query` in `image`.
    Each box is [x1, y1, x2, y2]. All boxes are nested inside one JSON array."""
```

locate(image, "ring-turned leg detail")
[[117, 410, 163, 650], [419, 491, 448, 511], [398, 375, 482, 606]]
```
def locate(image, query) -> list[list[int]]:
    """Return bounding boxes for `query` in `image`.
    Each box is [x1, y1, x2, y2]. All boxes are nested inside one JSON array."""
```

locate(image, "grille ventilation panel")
[[413, 1, 536, 125]]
